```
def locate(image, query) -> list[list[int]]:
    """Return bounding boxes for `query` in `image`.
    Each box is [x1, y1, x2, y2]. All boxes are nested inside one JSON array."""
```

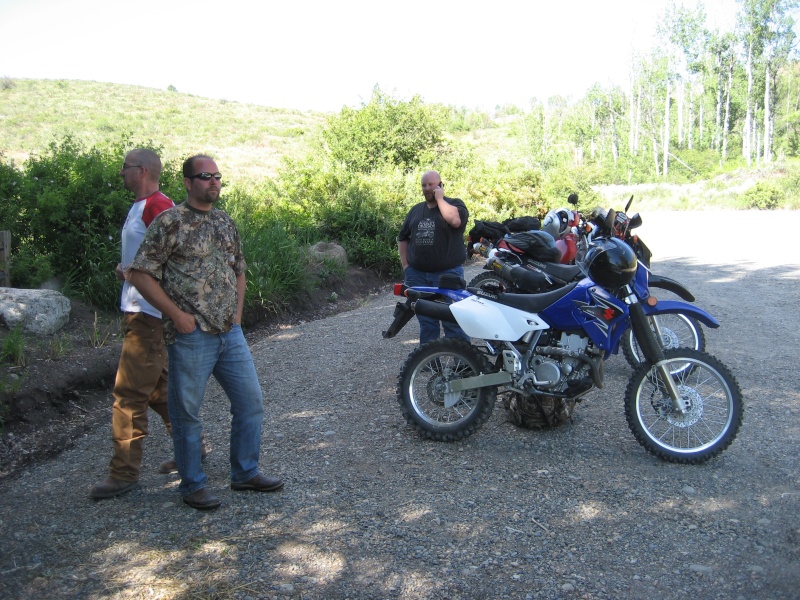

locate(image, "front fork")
[[625, 290, 688, 414]]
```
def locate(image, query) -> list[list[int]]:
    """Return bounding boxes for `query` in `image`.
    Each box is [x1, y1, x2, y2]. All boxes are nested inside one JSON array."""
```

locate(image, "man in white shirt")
[[90, 149, 177, 499]]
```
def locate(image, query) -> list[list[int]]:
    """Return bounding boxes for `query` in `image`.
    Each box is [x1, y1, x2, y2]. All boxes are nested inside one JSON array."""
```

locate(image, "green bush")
[[541, 164, 603, 210], [314, 174, 407, 277], [741, 181, 784, 209], [322, 87, 448, 173], [0, 135, 184, 306], [7, 248, 54, 288], [219, 184, 321, 321]]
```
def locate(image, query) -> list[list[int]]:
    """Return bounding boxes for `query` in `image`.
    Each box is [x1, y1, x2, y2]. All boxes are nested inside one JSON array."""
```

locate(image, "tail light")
[[393, 283, 407, 296]]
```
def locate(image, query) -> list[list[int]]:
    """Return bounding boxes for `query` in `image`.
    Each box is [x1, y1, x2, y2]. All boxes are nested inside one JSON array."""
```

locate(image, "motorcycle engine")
[[524, 332, 594, 395]]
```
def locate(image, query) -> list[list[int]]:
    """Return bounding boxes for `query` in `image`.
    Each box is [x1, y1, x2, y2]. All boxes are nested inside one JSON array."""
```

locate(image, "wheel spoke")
[[399, 339, 497, 440], [626, 349, 742, 462]]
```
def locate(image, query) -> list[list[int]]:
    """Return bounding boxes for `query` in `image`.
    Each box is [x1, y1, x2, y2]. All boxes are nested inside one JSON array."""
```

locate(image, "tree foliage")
[[321, 87, 448, 173]]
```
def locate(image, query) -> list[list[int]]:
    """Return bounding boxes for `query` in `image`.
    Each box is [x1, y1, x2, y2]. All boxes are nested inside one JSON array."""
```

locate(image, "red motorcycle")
[[577, 195, 652, 267]]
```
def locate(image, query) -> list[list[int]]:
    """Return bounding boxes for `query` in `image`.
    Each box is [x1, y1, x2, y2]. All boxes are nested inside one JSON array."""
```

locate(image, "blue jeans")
[[167, 324, 264, 496], [403, 265, 471, 345]]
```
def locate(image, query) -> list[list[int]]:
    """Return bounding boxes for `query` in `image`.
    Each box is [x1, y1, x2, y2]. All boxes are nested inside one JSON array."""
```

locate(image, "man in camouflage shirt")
[[128, 155, 283, 510]]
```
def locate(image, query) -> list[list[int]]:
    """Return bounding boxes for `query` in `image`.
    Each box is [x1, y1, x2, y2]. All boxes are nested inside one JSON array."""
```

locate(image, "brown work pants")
[[108, 312, 170, 481]]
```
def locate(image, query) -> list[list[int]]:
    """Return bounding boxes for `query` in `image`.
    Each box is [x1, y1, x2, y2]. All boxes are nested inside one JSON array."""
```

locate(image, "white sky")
[[0, 0, 741, 112]]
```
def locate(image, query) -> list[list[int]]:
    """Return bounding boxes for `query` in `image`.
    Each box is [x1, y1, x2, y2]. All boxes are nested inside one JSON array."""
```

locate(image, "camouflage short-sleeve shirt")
[[129, 202, 246, 344]]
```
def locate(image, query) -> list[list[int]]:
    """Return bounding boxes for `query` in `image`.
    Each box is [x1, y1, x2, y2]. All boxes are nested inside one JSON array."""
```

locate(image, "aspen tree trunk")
[[722, 62, 732, 161], [652, 135, 660, 174], [743, 41, 754, 166], [763, 67, 772, 163], [663, 79, 670, 177], [714, 54, 722, 152], [635, 81, 642, 155], [689, 87, 695, 150], [754, 120, 761, 163], [696, 79, 703, 150], [677, 83, 684, 148], [629, 77, 636, 156], [611, 112, 619, 166]]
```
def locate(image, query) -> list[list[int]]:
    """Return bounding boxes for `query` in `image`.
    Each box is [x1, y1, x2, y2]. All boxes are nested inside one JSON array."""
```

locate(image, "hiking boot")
[[182, 488, 221, 510], [231, 474, 284, 492], [90, 477, 139, 500]]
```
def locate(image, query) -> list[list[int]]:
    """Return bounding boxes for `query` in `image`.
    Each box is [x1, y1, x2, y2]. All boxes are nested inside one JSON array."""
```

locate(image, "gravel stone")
[[0, 210, 799, 599]]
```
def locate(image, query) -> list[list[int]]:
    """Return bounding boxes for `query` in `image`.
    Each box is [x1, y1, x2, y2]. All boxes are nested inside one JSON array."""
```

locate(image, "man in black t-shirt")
[[397, 170, 470, 344]]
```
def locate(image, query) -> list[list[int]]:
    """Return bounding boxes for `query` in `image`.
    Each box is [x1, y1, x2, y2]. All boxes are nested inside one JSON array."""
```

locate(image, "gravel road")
[[1, 210, 798, 599]]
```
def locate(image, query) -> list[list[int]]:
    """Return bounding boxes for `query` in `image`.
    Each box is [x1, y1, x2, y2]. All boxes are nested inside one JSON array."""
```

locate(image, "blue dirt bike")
[[383, 238, 743, 464]]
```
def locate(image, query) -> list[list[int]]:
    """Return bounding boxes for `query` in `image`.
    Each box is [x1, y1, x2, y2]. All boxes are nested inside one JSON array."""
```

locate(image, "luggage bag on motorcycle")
[[467, 220, 509, 244], [497, 231, 562, 263], [503, 215, 541, 233]]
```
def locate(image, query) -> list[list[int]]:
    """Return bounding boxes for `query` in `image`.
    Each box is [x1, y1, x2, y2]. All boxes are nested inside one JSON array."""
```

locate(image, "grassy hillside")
[[0, 79, 528, 181], [2, 78, 798, 211], [0, 79, 326, 182]]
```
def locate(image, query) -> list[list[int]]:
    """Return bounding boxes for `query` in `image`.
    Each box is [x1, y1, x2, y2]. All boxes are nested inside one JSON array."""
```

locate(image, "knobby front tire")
[[397, 338, 496, 441], [624, 348, 744, 464]]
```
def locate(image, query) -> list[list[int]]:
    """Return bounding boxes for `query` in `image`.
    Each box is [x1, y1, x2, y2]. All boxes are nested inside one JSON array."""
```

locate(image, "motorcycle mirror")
[[624, 195, 634, 213], [629, 213, 643, 229], [568, 192, 578, 205], [604, 209, 617, 232]]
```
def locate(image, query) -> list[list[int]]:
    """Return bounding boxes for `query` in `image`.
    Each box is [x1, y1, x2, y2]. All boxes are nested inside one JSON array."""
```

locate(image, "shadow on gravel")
[[1, 257, 799, 599]]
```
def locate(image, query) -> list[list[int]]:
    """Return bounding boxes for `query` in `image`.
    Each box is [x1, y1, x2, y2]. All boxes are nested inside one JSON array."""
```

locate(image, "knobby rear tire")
[[397, 338, 496, 441], [622, 313, 706, 370], [467, 271, 522, 294]]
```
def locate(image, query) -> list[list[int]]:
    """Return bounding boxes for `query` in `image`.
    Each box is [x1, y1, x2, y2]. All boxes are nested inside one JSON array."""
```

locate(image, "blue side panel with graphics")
[[539, 279, 630, 354]]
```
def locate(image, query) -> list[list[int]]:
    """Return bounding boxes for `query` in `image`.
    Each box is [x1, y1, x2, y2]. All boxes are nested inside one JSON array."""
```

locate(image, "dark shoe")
[[90, 477, 139, 500], [158, 459, 177, 474], [231, 474, 284, 492], [159, 446, 209, 474], [182, 488, 221, 510]]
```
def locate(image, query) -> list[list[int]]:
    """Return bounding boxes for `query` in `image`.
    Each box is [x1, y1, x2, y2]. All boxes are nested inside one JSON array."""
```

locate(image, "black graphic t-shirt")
[[397, 197, 468, 272]]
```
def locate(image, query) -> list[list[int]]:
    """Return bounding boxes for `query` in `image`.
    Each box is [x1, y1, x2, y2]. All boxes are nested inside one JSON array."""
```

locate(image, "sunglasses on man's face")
[[189, 172, 222, 181]]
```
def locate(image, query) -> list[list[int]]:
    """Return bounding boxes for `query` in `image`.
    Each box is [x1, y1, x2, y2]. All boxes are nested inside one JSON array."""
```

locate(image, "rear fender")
[[382, 301, 415, 339], [648, 274, 696, 302]]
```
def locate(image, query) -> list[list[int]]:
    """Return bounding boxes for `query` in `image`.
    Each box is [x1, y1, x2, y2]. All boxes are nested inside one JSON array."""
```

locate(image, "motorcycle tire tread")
[[397, 338, 496, 442], [623, 348, 744, 464]]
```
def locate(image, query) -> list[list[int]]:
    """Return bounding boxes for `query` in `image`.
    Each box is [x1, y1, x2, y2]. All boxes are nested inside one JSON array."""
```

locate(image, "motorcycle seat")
[[538, 262, 584, 283], [489, 282, 579, 313]]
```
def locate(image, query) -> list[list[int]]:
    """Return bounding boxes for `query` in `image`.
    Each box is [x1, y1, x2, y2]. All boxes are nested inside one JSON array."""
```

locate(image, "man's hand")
[[172, 310, 197, 334]]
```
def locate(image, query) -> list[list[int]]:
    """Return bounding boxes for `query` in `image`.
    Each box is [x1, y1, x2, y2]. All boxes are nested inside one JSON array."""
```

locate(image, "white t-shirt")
[[120, 190, 174, 316]]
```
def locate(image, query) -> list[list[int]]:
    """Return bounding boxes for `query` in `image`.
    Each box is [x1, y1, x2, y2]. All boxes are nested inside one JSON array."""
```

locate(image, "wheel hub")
[[426, 372, 451, 407], [665, 386, 704, 427], [659, 327, 680, 349]]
